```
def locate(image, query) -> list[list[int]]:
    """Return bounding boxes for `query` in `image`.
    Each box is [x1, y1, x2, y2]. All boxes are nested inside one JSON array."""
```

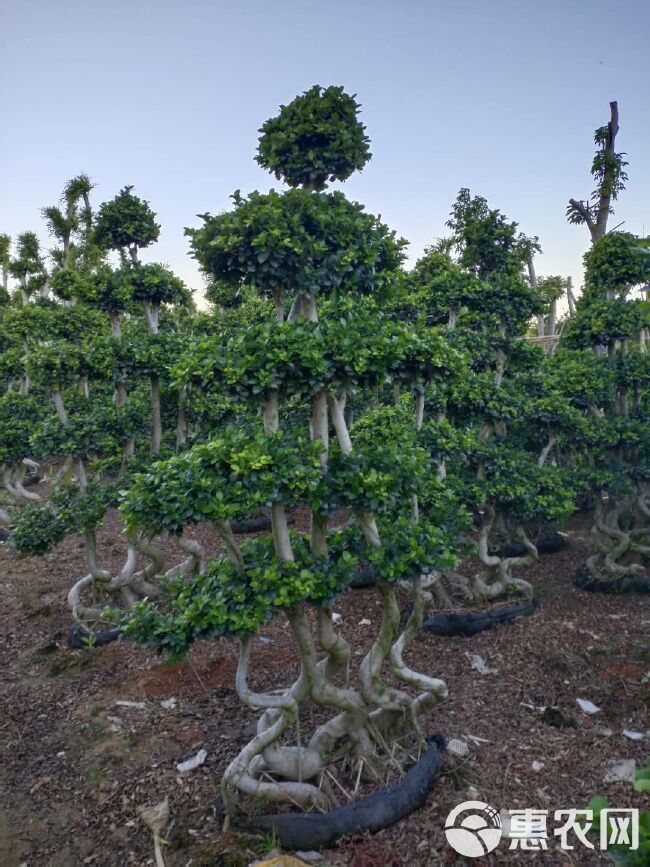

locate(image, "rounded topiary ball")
[[256, 85, 371, 191], [584, 231, 650, 295]]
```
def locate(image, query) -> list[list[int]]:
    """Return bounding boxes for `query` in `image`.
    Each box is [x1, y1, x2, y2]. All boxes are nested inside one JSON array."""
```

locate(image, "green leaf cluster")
[[187, 188, 405, 301], [256, 85, 371, 190], [121, 429, 324, 536], [93, 186, 160, 253]]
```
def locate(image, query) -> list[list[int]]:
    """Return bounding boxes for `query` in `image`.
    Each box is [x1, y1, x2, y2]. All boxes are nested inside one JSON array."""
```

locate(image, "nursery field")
[[2, 83, 649, 867], [1, 508, 648, 866]]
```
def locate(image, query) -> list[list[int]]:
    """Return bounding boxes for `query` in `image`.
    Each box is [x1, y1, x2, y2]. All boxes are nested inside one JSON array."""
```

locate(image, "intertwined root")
[[420, 559, 534, 608], [586, 489, 650, 584], [2, 460, 41, 505], [68, 532, 206, 625], [221, 582, 446, 823], [422, 509, 537, 605]]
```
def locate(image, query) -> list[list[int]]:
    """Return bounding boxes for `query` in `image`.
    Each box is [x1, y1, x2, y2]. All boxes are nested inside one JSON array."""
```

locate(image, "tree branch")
[[568, 198, 596, 234]]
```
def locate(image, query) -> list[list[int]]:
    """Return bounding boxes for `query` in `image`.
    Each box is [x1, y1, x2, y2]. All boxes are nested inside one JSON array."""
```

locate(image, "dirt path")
[[0, 512, 648, 865]]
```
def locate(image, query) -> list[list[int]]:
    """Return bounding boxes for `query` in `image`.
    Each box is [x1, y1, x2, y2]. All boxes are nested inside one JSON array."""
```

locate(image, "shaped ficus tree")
[[5, 180, 198, 623], [0, 391, 42, 507], [112, 262, 190, 455], [44, 173, 100, 278], [93, 186, 189, 454], [8, 232, 48, 305], [8, 299, 144, 603], [408, 191, 574, 602], [0, 296, 42, 506], [553, 232, 650, 587], [0, 198, 75, 508], [93, 186, 160, 265], [123, 86, 464, 818]]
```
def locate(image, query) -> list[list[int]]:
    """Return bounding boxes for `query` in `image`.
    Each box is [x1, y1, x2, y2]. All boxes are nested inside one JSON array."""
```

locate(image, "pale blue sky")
[[3, 0, 649, 300]]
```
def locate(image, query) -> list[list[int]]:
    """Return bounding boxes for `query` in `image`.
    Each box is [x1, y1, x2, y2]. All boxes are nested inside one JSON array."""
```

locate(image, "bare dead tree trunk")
[[593, 101, 620, 241], [569, 101, 620, 244]]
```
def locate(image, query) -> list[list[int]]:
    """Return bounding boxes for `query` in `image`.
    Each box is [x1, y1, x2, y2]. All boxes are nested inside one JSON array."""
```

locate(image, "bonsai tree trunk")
[[50, 385, 169, 622], [150, 375, 161, 455], [585, 493, 648, 583], [547, 297, 558, 338], [10, 462, 41, 503], [220, 289, 448, 824], [176, 385, 188, 451], [262, 388, 294, 562], [2, 464, 41, 505], [584, 326, 649, 585], [304, 293, 329, 556], [566, 277, 576, 317], [19, 339, 30, 396], [528, 256, 544, 337], [144, 301, 162, 456], [473, 506, 535, 600], [109, 310, 134, 464]]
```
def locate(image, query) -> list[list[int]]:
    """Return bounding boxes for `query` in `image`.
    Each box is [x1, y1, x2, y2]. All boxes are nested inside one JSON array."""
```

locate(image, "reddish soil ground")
[[0, 508, 648, 866]]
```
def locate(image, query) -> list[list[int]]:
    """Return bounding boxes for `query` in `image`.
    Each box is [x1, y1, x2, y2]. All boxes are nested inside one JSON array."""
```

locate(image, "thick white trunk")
[[150, 375, 161, 455], [262, 389, 294, 561], [176, 385, 188, 450]]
